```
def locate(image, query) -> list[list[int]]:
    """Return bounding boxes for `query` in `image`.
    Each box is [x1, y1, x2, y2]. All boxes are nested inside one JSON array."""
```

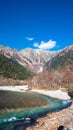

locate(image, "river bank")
[[0, 85, 28, 92], [31, 89, 70, 100], [0, 86, 71, 100], [26, 102, 73, 130], [0, 86, 72, 130]]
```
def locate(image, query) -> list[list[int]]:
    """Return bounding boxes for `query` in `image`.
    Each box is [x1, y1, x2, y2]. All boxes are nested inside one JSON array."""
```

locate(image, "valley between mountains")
[[0, 44, 73, 93]]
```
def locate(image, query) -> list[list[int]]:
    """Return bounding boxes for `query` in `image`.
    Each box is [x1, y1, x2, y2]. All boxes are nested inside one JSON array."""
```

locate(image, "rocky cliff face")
[[20, 48, 58, 73], [20, 48, 58, 64]]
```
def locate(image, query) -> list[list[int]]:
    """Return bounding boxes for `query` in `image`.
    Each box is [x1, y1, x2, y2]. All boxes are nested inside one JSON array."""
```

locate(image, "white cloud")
[[33, 39, 56, 50], [33, 42, 38, 47], [26, 37, 34, 41]]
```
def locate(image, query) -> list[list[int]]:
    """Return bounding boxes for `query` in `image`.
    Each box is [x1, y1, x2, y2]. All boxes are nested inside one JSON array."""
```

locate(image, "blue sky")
[[0, 0, 73, 51]]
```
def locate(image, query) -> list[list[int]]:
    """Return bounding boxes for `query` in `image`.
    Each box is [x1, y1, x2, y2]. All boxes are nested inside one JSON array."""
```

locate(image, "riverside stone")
[[26, 103, 73, 130]]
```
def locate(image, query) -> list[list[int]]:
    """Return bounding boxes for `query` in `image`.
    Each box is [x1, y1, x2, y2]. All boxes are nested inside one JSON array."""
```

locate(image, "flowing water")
[[0, 90, 71, 130]]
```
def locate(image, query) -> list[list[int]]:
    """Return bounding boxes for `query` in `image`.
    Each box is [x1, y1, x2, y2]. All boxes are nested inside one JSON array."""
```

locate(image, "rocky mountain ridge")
[[0, 46, 32, 68], [46, 44, 73, 70], [30, 44, 73, 92], [0, 45, 58, 73], [0, 44, 73, 90], [20, 48, 59, 73], [20, 48, 58, 64]]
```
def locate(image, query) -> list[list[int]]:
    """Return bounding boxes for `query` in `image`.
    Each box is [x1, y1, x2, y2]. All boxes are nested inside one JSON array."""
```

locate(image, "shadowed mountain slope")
[[0, 54, 34, 80]]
